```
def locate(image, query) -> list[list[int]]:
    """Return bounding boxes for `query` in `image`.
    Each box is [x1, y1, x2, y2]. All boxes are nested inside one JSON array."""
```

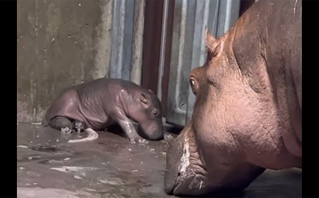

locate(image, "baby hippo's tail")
[[68, 128, 99, 143]]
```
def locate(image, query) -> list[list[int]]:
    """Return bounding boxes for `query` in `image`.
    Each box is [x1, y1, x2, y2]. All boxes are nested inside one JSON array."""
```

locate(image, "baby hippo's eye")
[[152, 109, 159, 116]]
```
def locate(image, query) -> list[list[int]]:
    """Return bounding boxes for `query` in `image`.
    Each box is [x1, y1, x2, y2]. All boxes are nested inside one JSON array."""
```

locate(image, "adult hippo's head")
[[165, 0, 302, 195]]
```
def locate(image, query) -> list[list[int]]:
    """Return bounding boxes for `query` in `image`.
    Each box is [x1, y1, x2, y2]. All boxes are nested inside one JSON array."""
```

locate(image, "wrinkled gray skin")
[[42, 78, 163, 143], [165, 0, 301, 195]]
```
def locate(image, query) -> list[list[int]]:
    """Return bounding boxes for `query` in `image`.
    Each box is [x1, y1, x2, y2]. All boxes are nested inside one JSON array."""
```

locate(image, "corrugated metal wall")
[[109, 0, 145, 85], [165, 0, 240, 126]]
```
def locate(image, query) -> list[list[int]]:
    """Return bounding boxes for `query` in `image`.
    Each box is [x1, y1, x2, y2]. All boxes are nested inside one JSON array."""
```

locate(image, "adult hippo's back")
[[43, 78, 163, 143], [165, 0, 301, 195]]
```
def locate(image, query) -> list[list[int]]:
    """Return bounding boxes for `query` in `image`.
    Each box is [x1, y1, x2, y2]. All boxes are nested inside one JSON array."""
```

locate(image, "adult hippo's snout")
[[165, 122, 265, 196], [165, 122, 210, 196]]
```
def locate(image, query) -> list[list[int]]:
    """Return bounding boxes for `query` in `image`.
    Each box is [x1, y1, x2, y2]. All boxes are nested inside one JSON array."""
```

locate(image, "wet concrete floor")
[[17, 123, 301, 198]]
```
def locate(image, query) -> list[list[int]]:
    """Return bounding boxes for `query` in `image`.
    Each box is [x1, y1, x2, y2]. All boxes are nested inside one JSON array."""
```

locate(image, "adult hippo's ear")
[[205, 28, 221, 59]]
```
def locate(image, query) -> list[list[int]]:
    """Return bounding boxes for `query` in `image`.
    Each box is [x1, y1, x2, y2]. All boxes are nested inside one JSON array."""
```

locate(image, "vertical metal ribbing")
[[166, 0, 240, 126], [157, 0, 169, 99], [130, 0, 145, 85], [122, 0, 134, 80], [216, 0, 240, 37], [110, 0, 135, 81], [110, 0, 124, 79], [186, 0, 211, 122], [166, 0, 191, 126]]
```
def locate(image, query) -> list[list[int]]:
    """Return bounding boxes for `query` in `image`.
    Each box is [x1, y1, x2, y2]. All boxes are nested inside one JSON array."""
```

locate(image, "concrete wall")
[[17, 0, 113, 122]]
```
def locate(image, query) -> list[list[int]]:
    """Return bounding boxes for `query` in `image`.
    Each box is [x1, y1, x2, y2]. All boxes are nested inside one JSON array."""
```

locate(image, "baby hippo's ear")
[[139, 93, 149, 105]]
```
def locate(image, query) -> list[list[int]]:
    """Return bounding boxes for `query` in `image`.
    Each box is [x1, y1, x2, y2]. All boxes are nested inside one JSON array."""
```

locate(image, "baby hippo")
[[42, 78, 163, 143]]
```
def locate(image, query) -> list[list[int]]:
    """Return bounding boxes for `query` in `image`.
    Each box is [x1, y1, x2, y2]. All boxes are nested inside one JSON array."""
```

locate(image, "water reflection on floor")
[[17, 123, 301, 198]]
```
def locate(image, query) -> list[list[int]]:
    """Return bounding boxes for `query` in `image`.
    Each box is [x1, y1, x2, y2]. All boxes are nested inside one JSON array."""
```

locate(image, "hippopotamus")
[[165, 0, 301, 195], [42, 78, 163, 143]]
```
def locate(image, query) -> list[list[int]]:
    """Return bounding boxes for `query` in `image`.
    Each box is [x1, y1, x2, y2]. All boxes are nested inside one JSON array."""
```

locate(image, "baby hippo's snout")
[[139, 121, 164, 140]]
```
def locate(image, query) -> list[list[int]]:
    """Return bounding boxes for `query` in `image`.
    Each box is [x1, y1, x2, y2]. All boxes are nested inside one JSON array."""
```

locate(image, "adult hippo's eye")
[[189, 79, 195, 87], [189, 77, 198, 95]]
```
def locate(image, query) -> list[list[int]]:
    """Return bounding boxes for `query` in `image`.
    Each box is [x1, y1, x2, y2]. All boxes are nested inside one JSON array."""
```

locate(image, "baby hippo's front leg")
[[112, 110, 148, 145], [74, 120, 85, 133], [118, 120, 149, 145]]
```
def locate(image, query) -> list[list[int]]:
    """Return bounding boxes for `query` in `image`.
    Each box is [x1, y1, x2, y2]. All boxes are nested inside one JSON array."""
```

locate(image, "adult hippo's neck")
[[230, 0, 302, 166]]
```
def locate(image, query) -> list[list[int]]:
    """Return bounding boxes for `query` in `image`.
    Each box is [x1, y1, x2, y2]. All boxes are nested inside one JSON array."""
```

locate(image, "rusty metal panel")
[[141, 0, 164, 93], [166, 0, 240, 126]]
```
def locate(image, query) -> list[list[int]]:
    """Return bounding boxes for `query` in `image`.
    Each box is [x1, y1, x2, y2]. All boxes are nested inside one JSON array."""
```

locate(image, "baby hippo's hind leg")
[[49, 116, 73, 133]]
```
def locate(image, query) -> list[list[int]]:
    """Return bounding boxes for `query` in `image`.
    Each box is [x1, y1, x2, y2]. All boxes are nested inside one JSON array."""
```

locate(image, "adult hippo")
[[42, 78, 163, 143], [165, 0, 301, 195]]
